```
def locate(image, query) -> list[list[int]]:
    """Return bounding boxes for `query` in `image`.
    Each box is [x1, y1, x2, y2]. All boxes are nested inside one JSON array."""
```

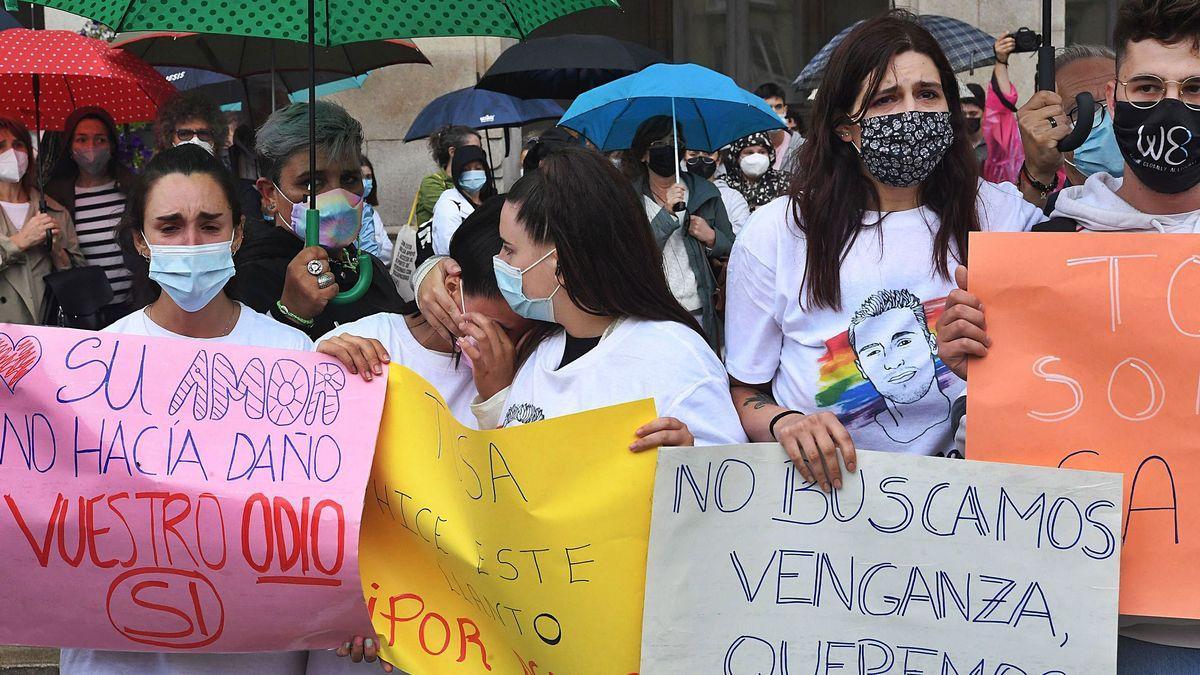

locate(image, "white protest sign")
[[641, 445, 1122, 675]]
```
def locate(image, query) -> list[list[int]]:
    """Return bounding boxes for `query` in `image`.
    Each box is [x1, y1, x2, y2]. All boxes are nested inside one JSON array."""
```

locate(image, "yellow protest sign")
[[360, 365, 658, 674]]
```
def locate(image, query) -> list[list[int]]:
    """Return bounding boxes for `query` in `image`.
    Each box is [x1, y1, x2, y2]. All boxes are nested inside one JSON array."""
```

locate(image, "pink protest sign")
[[0, 324, 385, 652]]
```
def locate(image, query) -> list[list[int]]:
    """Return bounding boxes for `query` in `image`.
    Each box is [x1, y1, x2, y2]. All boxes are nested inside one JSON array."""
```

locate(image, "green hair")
[[255, 101, 364, 184]]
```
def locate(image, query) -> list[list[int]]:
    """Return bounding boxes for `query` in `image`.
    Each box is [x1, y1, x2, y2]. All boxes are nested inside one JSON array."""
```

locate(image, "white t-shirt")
[[62, 303, 312, 674], [500, 318, 746, 447], [430, 188, 475, 256], [318, 312, 478, 428], [724, 180, 1043, 458], [0, 200, 29, 230], [104, 302, 313, 351]]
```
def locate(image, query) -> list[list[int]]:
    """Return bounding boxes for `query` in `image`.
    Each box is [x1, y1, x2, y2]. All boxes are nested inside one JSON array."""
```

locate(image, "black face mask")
[[1112, 99, 1200, 194], [646, 145, 679, 178], [685, 156, 717, 179], [964, 117, 982, 135]]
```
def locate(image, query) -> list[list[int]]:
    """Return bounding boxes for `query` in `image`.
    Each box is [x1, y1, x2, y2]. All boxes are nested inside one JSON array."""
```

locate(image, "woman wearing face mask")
[[720, 132, 791, 211], [59, 144, 311, 675], [620, 116, 734, 348], [491, 145, 745, 448], [413, 125, 481, 230], [46, 106, 137, 323], [358, 155, 393, 260], [724, 11, 1044, 492], [431, 144, 495, 256], [152, 92, 264, 224], [0, 117, 85, 325], [230, 102, 405, 340], [316, 197, 533, 416]]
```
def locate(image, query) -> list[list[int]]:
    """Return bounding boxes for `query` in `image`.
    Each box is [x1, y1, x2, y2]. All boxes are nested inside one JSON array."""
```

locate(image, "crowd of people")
[[1, 0, 1197, 671]]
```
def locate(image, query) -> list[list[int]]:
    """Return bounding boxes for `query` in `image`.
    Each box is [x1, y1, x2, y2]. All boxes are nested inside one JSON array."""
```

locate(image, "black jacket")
[[230, 218, 405, 340]]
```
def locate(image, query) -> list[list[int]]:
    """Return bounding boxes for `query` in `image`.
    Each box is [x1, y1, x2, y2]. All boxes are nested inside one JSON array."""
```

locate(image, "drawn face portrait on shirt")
[[852, 309, 938, 403], [849, 291, 939, 404]]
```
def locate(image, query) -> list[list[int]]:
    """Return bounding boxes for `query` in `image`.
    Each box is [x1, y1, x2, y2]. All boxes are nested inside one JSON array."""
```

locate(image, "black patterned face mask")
[[857, 111, 954, 187]]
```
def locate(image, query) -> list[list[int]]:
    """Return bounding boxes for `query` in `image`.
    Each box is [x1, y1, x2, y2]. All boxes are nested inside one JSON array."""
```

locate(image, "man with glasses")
[[938, 0, 1200, 669], [1016, 44, 1121, 206], [1025, 0, 1200, 234], [152, 92, 263, 222]]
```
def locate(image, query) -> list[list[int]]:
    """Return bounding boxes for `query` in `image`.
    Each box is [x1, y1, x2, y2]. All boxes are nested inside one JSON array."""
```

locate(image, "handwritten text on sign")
[[0, 325, 385, 651], [359, 366, 657, 675], [641, 446, 1122, 675], [968, 232, 1200, 619]]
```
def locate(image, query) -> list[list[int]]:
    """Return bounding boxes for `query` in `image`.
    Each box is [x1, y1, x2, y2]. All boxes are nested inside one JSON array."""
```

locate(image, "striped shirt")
[[74, 182, 131, 304]]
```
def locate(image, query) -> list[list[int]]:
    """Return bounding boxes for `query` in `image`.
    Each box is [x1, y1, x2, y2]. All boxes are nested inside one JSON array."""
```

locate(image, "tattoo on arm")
[[743, 391, 776, 410]]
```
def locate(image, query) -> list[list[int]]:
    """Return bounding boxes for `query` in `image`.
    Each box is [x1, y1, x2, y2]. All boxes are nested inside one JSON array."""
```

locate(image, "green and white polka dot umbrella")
[[17, 0, 618, 45]]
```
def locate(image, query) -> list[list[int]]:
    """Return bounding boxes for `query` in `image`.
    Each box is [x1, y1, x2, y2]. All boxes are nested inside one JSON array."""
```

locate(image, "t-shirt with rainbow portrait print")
[[724, 180, 1044, 458]]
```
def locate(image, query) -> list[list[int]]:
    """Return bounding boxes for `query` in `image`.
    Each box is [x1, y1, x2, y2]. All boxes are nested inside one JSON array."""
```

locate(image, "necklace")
[[149, 299, 239, 337]]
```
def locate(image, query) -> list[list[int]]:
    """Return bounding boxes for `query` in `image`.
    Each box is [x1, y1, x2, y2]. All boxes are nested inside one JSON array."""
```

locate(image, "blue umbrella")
[[404, 86, 563, 142], [558, 63, 784, 185], [794, 15, 995, 91], [155, 66, 235, 91]]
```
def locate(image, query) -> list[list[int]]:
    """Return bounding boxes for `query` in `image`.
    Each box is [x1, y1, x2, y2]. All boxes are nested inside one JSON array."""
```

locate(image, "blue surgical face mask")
[[460, 170, 487, 193], [148, 239, 236, 313], [1067, 112, 1125, 179], [363, 177, 375, 198], [493, 248, 560, 323]]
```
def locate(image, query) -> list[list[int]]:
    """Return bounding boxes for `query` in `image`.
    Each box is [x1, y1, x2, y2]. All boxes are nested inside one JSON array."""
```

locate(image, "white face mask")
[[740, 153, 770, 178], [0, 148, 29, 184], [176, 137, 215, 155]]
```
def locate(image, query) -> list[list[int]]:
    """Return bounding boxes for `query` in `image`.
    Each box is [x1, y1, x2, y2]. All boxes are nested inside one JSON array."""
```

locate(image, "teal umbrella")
[[16, 0, 620, 304], [289, 73, 369, 103]]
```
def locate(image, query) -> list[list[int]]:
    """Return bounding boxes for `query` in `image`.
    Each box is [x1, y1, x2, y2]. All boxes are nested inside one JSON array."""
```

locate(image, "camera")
[[1011, 27, 1042, 53]]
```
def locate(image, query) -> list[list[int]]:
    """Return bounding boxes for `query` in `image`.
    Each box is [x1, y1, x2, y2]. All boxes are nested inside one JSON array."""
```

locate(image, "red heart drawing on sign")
[[0, 333, 42, 394]]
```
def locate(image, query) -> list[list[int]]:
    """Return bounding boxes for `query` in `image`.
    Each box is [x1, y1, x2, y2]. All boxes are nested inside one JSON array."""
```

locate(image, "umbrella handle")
[[1057, 92, 1095, 153], [304, 209, 373, 304]]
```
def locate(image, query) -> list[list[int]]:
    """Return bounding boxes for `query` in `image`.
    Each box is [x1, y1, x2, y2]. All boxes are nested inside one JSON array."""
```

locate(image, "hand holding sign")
[[642, 445, 1122, 674], [0, 325, 386, 652], [360, 366, 657, 675], [936, 266, 991, 380]]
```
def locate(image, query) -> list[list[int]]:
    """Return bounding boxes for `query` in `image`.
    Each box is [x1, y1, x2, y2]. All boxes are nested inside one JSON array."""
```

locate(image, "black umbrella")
[[1034, 0, 1092, 151], [476, 33, 665, 100]]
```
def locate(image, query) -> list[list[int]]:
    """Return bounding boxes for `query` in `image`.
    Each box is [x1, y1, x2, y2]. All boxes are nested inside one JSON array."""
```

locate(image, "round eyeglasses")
[[1116, 75, 1200, 111]]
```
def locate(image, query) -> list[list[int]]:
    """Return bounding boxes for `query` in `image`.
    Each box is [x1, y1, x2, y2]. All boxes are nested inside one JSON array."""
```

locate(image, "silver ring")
[[316, 272, 336, 289], [307, 259, 325, 276], [1048, 116, 1058, 129]]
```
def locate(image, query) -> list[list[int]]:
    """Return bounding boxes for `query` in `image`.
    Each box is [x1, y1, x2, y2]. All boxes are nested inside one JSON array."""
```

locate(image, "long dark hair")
[[117, 145, 243, 309], [506, 146, 702, 359], [792, 10, 981, 310]]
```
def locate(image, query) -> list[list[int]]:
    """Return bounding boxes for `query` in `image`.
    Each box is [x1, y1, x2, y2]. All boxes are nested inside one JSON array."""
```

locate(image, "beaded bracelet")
[[275, 300, 314, 328]]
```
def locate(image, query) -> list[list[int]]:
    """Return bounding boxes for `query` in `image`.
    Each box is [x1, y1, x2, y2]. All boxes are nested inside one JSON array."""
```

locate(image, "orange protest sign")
[[967, 231, 1200, 620]]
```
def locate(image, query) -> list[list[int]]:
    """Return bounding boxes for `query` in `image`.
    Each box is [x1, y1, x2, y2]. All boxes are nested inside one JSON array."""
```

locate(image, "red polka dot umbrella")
[[0, 28, 176, 130]]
